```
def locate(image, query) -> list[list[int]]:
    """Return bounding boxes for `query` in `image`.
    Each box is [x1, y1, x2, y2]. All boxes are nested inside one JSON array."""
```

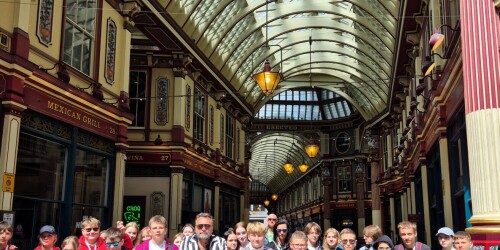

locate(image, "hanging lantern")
[[271, 194, 278, 201], [263, 199, 270, 206], [305, 140, 320, 158], [252, 60, 281, 96], [283, 162, 294, 174], [298, 162, 309, 173]]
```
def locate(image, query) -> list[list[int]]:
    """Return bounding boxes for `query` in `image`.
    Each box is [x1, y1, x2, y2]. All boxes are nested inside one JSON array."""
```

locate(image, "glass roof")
[[248, 132, 319, 193], [166, 0, 400, 192], [255, 89, 354, 120], [169, 0, 398, 120]]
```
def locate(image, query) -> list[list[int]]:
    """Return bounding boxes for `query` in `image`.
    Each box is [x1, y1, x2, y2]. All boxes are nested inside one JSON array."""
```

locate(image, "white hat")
[[436, 227, 454, 236]]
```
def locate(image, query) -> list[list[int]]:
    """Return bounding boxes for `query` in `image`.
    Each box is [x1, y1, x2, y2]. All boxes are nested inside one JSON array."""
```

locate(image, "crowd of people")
[[0, 212, 479, 250]]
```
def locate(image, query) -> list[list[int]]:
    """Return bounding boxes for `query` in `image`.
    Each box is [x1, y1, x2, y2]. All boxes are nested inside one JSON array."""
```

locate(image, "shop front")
[[1, 77, 132, 249]]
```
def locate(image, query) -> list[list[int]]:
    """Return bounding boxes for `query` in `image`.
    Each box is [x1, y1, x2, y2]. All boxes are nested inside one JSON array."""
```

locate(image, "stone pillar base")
[[467, 227, 500, 249]]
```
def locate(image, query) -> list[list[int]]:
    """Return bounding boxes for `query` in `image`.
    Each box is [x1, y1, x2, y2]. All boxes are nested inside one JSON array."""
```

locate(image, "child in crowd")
[[35, 225, 60, 250], [247, 222, 267, 250], [139, 227, 151, 243], [135, 215, 177, 250], [61, 236, 80, 250], [104, 228, 127, 250], [0, 221, 15, 250], [124, 222, 140, 247], [173, 233, 184, 247], [181, 224, 194, 237]]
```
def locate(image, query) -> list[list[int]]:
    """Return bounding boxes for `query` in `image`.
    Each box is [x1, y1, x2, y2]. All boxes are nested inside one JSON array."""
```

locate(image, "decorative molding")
[[105, 18, 117, 84], [155, 77, 168, 125], [150, 192, 165, 216], [37, 0, 54, 46]]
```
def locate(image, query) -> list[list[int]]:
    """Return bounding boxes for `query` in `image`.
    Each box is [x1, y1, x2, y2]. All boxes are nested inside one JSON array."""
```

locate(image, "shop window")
[[129, 71, 147, 127], [73, 149, 109, 206], [182, 181, 191, 209], [194, 87, 205, 142], [63, 0, 96, 75], [226, 115, 234, 159], [16, 133, 66, 200]]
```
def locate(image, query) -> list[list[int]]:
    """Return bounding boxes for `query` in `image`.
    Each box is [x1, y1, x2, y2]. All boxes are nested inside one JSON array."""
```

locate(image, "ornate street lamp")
[[252, 60, 281, 96]]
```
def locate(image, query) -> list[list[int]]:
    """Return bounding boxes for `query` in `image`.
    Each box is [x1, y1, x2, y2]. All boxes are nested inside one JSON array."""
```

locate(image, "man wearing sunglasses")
[[339, 228, 357, 250], [265, 214, 278, 245], [180, 213, 225, 250], [267, 220, 290, 250]]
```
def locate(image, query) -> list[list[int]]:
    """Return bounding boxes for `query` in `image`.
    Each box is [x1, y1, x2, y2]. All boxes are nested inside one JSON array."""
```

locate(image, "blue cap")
[[39, 225, 57, 235], [436, 227, 454, 236]]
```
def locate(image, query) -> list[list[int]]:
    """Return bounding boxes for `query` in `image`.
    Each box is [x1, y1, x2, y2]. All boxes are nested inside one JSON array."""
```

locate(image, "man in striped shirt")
[[180, 213, 226, 250]]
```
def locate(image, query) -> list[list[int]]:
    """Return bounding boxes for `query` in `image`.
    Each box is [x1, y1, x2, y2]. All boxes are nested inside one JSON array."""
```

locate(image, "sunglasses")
[[84, 227, 99, 233], [196, 224, 212, 229], [277, 229, 288, 234], [342, 239, 356, 245], [106, 242, 120, 247]]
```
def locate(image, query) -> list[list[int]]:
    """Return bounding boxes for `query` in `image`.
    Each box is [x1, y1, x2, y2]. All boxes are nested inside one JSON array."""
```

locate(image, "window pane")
[[73, 149, 108, 206], [16, 133, 66, 200]]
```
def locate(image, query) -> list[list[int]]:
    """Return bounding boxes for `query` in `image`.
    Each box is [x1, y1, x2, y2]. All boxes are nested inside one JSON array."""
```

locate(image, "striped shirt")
[[180, 235, 226, 250]]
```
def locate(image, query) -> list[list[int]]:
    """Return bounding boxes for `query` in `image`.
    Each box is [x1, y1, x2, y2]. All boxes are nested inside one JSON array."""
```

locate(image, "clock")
[[335, 132, 351, 154]]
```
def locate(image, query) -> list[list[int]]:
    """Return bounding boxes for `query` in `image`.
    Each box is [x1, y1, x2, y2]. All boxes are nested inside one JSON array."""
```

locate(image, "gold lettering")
[[129, 155, 143, 161], [83, 116, 101, 128], [47, 101, 82, 121]]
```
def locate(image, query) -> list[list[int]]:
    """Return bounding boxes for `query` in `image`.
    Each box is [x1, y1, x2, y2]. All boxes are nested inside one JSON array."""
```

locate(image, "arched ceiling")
[[249, 132, 320, 193], [164, 0, 401, 193], [167, 0, 399, 120]]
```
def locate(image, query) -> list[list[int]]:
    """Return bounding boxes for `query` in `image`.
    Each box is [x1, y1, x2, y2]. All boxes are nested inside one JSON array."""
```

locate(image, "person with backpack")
[[394, 221, 429, 250]]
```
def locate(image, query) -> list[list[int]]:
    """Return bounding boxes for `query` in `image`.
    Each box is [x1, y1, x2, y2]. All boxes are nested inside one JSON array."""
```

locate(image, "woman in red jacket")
[[34, 225, 60, 250]]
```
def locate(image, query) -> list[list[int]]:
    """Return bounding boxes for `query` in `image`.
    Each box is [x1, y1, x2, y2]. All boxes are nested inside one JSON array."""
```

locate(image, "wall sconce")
[[429, 24, 460, 52], [154, 134, 163, 145], [422, 53, 447, 77], [39, 62, 70, 84]]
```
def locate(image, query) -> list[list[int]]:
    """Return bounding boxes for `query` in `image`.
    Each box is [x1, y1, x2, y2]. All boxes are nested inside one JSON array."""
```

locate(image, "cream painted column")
[[112, 148, 128, 223], [356, 171, 365, 237], [213, 181, 221, 231], [240, 189, 249, 223], [421, 165, 432, 247], [438, 133, 453, 228], [389, 195, 396, 239], [0, 74, 27, 210], [401, 192, 407, 221], [169, 166, 184, 238], [410, 181, 416, 214], [460, 0, 500, 240], [0, 113, 23, 210], [370, 160, 381, 226]]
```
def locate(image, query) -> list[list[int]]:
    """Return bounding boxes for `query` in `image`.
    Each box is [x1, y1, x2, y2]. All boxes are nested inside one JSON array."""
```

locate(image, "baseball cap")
[[39, 225, 57, 235], [435, 227, 454, 236]]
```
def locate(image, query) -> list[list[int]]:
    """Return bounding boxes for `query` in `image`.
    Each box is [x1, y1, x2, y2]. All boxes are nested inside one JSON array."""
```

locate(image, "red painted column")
[[460, 0, 500, 247]]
